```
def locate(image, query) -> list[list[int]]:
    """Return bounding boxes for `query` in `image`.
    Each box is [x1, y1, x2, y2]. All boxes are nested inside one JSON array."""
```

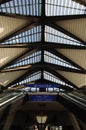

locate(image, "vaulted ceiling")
[[0, 0, 86, 92]]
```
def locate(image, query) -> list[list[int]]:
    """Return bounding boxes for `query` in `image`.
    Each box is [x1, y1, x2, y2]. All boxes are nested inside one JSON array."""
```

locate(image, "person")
[[23, 93, 29, 104]]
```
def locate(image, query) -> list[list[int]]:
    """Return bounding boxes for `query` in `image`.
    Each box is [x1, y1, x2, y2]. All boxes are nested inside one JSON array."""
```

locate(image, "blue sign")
[[25, 84, 60, 88], [29, 95, 56, 101]]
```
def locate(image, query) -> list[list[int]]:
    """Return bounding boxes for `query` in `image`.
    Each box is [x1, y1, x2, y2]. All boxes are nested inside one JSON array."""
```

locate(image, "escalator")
[[57, 92, 86, 123], [60, 92, 86, 109], [0, 92, 23, 108]]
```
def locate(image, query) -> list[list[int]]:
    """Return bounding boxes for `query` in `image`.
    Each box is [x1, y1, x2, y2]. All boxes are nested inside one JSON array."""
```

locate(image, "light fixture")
[[0, 80, 9, 87], [0, 57, 8, 64], [36, 115, 47, 124], [0, 27, 4, 34]]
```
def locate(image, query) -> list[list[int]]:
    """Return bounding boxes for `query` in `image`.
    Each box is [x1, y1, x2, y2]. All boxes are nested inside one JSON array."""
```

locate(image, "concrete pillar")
[[78, 119, 86, 130], [2, 97, 23, 130], [69, 112, 80, 130], [2, 104, 17, 130]]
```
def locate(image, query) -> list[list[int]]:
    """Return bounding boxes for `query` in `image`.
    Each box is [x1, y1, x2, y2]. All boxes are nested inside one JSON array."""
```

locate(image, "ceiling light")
[[0, 80, 9, 86], [36, 116, 47, 124], [0, 57, 8, 64], [0, 27, 4, 34], [3, 80, 9, 85]]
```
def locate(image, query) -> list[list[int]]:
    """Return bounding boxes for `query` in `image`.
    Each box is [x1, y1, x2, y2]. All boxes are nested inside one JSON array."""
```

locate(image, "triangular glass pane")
[[0, 0, 42, 16], [2, 26, 42, 44], [45, 26, 83, 46], [6, 51, 41, 69], [44, 51, 79, 70], [43, 71, 73, 88], [45, 0, 85, 16], [12, 71, 41, 87]]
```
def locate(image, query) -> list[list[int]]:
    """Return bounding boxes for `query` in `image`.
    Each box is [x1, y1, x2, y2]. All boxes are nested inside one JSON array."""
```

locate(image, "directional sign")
[[29, 95, 56, 101], [25, 84, 60, 88]]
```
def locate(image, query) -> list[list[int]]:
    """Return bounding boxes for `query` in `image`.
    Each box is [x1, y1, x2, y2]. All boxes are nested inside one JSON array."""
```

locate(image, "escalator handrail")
[[59, 93, 86, 109]]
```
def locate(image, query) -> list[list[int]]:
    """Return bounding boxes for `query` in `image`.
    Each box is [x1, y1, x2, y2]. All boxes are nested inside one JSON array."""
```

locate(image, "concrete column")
[[2, 104, 17, 130], [69, 112, 80, 130], [2, 97, 23, 130], [78, 119, 86, 130]]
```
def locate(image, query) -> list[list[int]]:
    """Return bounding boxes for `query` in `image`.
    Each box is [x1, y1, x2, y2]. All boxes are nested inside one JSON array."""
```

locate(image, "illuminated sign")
[[29, 95, 56, 101], [25, 84, 60, 88]]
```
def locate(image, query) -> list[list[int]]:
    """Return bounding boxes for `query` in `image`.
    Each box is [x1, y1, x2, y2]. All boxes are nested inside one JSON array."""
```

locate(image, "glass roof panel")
[[12, 71, 41, 87], [45, 0, 86, 16], [44, 51, 79, 70], [0, 0, 42, 16], [1, 26, 42, 44], [6, 51, 41, 69], [44, 71, 73, 88], [0, 0, 85, 90], [45, 26, 83, 46]]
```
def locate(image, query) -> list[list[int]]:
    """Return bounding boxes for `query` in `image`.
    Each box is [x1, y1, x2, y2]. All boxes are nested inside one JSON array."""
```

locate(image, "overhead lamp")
[[0, 80, 9, 87], [0, 57, 8, 64], [36, 115, 47, 124], [0, 27, 4, 34]]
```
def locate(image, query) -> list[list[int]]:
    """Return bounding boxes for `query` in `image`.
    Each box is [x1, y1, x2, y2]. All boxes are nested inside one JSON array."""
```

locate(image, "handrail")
[[67, 93, 86, 103], [59, 93, 86, 109], [0, 92, 23, 108]]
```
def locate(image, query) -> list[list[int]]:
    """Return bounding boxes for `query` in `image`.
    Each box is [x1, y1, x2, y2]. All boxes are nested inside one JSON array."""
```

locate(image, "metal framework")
[[0, 0, 86, 92]]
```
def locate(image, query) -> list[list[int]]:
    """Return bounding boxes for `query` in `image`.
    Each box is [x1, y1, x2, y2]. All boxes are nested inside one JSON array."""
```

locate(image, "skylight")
[[2, 26, 42, 44], [44, 71, 65, 85], [44, 51, 78, 69], [12, 71, 41, 87], [45, 26, 83, 46], [0, 0, 85, 90], [44, 71, 73, 88], [6, 51, 41, 69], [45, 0, 86, 16], [0, 0, 42, 16]]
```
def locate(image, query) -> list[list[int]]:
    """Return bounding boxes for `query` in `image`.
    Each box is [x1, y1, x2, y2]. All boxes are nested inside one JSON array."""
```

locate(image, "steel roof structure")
[[0, 0, 86, 92]]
